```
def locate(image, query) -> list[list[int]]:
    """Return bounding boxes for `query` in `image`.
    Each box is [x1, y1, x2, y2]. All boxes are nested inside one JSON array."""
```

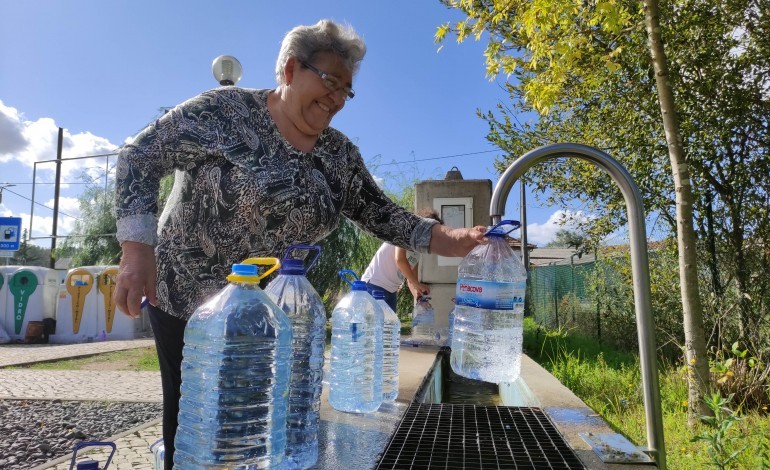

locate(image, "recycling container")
[[52, 266, 101, 343], [96, 266, 142, 340], [4, 267, 58, 341], [0, 266, 19, 341]]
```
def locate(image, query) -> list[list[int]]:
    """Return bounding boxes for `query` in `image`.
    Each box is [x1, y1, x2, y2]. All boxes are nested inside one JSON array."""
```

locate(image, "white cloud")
[[372, 175, 385, 189], [0, 102, 28, 156], [525, 210, 593, 246], [0, 99, 118, 184], [2, 198, 81, 248]]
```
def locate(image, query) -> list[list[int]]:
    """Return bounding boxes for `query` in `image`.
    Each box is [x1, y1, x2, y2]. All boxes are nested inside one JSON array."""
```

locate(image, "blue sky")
[[0, 0, 586, 249]]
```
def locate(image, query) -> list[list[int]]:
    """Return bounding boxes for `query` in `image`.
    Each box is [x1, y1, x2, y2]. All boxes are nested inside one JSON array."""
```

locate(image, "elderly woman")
[[114, 19, 484, 469]]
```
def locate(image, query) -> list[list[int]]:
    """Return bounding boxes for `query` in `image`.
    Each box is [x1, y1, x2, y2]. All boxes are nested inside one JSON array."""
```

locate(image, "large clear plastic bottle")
[[409, 296, 443, 346], [451, 220, 527, 384], [175, 258, 292, 469], [371, 290, 400, 402], [329, 270, 383, 413], [265, 245, 325, 469]]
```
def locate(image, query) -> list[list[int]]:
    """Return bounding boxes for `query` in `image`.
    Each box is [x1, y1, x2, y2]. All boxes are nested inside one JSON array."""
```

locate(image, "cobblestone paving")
[[1, 340, 163, 469], [0, 370, 162, 402]]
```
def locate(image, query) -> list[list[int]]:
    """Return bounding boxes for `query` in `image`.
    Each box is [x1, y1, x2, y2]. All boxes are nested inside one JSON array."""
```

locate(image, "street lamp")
[[212, 55, 243, 86], [0, 183, 15, 204]]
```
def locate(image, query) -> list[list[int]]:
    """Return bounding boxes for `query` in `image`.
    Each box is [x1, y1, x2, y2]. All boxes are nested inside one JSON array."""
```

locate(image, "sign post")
[[0, 217, 23, 262]]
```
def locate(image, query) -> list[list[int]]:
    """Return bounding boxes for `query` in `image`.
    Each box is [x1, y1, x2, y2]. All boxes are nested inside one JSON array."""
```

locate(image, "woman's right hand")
[[114, 241, 157, 319]]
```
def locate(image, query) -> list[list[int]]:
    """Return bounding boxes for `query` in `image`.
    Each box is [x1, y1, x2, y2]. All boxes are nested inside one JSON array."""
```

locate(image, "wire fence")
[[526, 223, 672, 346], [529, 255, 601, 334]]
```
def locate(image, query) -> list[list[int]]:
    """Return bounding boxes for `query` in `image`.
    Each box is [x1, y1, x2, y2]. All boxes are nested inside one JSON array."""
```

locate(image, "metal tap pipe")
[[490, 143, 666, 469]]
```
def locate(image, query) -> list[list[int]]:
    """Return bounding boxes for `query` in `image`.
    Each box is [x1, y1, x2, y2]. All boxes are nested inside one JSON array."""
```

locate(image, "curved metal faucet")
[[491, 143, 666, 469]]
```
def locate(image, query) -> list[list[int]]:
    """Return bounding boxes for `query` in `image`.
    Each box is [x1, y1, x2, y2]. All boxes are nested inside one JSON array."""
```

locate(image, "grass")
[[9, 347, 160, 372], [523, 317, 770, 469]]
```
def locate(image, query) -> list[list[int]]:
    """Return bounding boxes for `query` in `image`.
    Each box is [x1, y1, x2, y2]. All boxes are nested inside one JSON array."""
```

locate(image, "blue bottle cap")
[[351, 280, 368, 291], [372, 290, 385, 299], [484, 220, 521, 238], [279, 258, 305, 274], [231, 264, 258, 276], [486, 228, 507, 238]]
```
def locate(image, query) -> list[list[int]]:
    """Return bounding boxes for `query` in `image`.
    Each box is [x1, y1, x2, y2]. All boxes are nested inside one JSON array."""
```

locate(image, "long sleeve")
[[114, 89, 239, 245], [340, 143, 437, 253]]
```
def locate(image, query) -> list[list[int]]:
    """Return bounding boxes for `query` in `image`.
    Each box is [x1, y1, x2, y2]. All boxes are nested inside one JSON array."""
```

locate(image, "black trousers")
[[146, 304, 187, 470]]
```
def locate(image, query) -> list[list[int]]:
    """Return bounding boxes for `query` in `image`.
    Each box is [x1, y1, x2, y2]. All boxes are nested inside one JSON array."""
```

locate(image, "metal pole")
[[49, 127, 63, 269], [595, 246, 601, 341], [520, 177, 531, 317], [30, 163, 37, 237], [520, 177, 529, 269], [571, 254, 576, 322], [489, 143, 666, 469]]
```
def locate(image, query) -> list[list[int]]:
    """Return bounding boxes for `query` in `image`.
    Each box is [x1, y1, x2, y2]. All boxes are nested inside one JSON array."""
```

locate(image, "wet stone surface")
[[0, 399, 161, 469]]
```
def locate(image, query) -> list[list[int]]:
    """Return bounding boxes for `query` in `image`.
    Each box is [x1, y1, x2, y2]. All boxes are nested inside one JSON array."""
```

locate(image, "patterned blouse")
[[115, 87, 436, 320]]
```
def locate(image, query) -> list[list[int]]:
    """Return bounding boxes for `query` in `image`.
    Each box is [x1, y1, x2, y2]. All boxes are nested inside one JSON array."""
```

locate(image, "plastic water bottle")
[[149, 438, 164, 470], [410, 296, 442, 345], [175, 258, 292, 469], [447, 305, 456, 347], [371, 290, 400, 402], [451, 220, 527, 384], [329, 270, 383, 413], [265, 245, 325, 469]]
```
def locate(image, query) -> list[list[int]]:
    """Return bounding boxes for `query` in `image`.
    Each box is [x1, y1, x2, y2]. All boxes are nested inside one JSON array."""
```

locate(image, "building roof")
[[528, 248, 596, 266]]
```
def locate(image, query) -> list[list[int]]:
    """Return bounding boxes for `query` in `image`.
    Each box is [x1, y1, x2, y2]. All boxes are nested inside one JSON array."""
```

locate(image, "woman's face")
[[286, 52, 353, 136]]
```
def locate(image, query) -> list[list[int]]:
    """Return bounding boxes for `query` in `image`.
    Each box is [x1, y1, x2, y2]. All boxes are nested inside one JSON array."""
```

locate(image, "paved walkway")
[[1, 339, 163, 469]]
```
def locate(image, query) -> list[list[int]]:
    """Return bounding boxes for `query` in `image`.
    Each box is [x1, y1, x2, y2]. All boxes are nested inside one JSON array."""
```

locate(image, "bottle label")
[[455, 279, 525, 310]]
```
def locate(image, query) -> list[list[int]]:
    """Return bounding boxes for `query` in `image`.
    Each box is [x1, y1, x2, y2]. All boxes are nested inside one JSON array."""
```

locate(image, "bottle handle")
[[484, 219, 521, 237], [69, 441, 116, 470], [338, 269, 360, 287], [229, 257, 281, 282], [283, 244, 322, 273]]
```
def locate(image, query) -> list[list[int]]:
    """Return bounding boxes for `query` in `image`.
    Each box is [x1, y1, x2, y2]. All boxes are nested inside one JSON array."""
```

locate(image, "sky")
[[0, 0, 588, 250]]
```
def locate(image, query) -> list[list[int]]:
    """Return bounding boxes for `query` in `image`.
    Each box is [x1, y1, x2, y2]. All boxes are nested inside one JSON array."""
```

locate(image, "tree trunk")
[[643, 0, 711, 423], [728, 205, 753, 344], [704, 192, 724, 349]]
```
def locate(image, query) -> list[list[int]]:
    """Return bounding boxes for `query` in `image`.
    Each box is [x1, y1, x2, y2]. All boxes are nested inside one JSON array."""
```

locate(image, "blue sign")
[[0, 217, 22, 251]]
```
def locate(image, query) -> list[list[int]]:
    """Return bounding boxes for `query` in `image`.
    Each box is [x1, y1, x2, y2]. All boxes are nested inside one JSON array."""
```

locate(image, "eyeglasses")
[[300, 61, 355, 101]]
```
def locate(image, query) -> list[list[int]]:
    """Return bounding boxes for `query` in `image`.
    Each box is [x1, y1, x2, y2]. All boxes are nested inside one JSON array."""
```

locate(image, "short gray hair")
[[275, 19, 366, 85]]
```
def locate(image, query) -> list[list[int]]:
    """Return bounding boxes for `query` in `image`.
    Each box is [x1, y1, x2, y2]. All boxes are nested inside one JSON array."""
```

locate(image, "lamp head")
[[211, 55, 243, 86]]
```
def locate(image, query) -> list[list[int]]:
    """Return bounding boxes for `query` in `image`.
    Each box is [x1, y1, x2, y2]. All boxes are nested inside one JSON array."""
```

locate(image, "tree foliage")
[[545, 229, 588, 253], [437, 0, 768, 338], [10, 229, 50, 266], [437, 0, 769, 425], [307, 177, 418, 314], [56, 170, 121, 267]]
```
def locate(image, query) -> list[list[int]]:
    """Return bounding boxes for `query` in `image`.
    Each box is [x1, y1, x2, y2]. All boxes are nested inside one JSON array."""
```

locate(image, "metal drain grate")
[[376, 404, 585, 469]]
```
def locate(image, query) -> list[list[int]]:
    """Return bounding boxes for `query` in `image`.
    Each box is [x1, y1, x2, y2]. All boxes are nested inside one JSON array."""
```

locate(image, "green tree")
[[546, 229, 587, 253], [433, 0, 770, 423], [56, 170, 121, 267], [643, 0, 708, 425], [10, 229, 49, 266]]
